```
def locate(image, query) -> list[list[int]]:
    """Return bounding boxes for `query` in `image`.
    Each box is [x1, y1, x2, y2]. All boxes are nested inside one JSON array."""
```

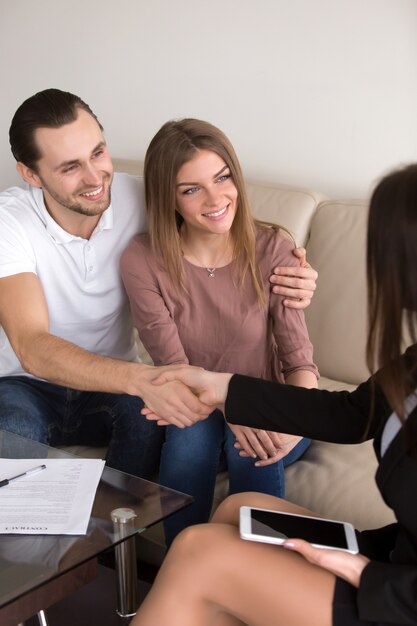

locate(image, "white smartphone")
[[240, 506, 359, 554]]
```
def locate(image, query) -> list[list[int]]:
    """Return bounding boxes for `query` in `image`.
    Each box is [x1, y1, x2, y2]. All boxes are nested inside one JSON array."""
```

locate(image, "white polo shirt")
[[0, 172, 147, 377]]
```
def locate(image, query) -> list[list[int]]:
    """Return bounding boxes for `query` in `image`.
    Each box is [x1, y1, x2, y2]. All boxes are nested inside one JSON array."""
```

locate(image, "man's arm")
[[0, 273, 209, 422], [270, 247, 318, 309]]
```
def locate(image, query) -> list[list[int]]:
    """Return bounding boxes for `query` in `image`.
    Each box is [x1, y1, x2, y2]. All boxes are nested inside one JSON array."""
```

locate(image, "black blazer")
[[225, 349, 417, 625]]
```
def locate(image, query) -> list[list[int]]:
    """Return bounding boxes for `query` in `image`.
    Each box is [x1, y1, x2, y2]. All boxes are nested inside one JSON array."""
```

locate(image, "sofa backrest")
[[245, 182, 370, 385], [245, 180, 325, 247], [305, 200, 370, 385]]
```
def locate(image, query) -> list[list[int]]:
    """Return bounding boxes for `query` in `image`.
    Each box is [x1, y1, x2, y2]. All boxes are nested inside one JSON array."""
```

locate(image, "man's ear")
[[16, 162, 42, 188]]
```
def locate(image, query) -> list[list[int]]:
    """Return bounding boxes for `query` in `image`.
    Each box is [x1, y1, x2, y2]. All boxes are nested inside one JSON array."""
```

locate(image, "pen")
[[0, 464, 47, 488]]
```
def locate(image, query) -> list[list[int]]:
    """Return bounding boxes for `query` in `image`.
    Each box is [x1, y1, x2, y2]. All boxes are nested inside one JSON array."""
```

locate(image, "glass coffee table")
[[0, 429, 192, 625]]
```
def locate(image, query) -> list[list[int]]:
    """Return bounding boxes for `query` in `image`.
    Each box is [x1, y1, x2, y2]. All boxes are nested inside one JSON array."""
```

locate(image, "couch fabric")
[[63, 158, 395, 563]]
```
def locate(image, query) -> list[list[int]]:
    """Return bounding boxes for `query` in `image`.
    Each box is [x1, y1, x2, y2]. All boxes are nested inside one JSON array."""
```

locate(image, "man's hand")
[[270, 247, 318, 309], [138, 365, 214, 428], [140, 366, 232, 426], [283, 539, 370, 587]]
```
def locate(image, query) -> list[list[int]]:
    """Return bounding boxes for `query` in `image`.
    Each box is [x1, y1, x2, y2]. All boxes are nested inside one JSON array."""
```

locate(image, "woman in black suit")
[[132, 164, 417, 626]]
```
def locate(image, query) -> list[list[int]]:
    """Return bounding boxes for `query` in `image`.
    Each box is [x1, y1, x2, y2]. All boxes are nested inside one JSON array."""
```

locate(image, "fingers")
[[282, 539, 370, 586], [235, 431, 302, 465], [267, 432, 302, 454], [283, 538, 320, 561], [141, 406, 188, 427], [282, 297, 312, 310], [252, 429, 279, 457], [234, 435, 258, 459], [150, 365, 201, 387], [270, 266, 317, 308], [271, 275, 317, 293], [231, 427, 268, 460], [233, 428, 282, 462], [271, 265, 318, 281], [292, 246, 306, 260], [254, 452, 283, 467], [269, 246, 318, 307], [143, 380, 211, 426], [140, 379, 214, 428], [150, 368, 231, 409]]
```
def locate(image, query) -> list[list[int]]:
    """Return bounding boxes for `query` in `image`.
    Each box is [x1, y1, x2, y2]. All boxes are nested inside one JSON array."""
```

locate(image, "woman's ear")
[[16, 162, 42, 188]]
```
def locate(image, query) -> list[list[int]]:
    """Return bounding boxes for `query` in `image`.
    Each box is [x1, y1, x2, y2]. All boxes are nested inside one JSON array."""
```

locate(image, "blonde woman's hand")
[[235, 430, 303, 466], [228, 424, 281, 462]]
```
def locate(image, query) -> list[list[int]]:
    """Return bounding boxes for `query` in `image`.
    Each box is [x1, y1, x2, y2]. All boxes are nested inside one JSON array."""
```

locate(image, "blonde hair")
[[144, 118, 292, 306]]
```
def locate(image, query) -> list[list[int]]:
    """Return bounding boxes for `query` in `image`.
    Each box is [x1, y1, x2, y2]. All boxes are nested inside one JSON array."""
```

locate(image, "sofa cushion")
[[246, 179, 326, 247], [305, 200, 370, 385]]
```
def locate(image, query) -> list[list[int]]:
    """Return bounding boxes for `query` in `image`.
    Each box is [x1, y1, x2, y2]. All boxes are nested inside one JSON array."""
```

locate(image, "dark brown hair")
[[366, 163, 417, 419], [9, 88, 103, 170]]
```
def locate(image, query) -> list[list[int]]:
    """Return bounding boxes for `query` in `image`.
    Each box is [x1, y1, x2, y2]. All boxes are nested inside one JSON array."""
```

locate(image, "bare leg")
[[208, 491, 325, 626], [132, 520, 335, 626], [212, 492, 319, 526], [210, 494, 323, 626]]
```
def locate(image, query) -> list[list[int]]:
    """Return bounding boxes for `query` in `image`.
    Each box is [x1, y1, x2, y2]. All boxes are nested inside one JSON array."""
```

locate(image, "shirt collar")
[[32, 186, 114, 243]]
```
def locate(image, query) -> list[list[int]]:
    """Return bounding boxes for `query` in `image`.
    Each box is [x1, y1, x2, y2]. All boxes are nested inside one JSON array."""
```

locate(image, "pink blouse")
[[120, 226, 318, 383]]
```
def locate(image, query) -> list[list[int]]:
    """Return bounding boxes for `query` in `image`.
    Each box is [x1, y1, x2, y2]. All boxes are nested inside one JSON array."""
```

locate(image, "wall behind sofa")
[[0, 0, 416, 197]]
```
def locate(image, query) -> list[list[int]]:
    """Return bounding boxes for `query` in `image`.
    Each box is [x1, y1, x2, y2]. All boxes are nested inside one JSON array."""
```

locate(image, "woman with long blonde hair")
[[121, 119, 318, 544]]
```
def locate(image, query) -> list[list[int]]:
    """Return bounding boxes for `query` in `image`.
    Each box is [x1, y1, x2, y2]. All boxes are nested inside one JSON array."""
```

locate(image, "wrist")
[[218, 373, 233, 408], [348, 556, 370, 588], [123, 362, 153, 397]]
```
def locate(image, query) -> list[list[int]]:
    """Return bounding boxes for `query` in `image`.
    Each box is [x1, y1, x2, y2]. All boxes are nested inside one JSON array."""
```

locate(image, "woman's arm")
[[238, 233, 318, 463], [143, 366, 384, 443], [120, 236, 189, 366], [225, 374, 384, 443], [268, 233, 319, 383]]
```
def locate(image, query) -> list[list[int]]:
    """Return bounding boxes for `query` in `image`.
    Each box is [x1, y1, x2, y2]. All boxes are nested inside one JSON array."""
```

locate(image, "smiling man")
[[0, 89, 317, 475]]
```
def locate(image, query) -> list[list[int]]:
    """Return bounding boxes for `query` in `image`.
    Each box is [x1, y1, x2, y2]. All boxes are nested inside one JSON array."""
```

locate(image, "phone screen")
[[250, 509, 348, 549]]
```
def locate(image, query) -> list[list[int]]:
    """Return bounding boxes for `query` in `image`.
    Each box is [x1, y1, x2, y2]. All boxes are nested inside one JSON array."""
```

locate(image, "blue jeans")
[[0, 376, 164, 478], [159, 409, 310, 545]]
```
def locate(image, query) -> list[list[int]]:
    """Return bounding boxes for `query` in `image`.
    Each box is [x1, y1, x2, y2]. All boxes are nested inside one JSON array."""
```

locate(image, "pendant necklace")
[[181, 236, 230, 278]]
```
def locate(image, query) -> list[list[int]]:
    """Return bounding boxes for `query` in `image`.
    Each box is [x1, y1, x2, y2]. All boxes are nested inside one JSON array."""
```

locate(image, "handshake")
[[139, 365, 301, 466], [141, 364, 233, 428]]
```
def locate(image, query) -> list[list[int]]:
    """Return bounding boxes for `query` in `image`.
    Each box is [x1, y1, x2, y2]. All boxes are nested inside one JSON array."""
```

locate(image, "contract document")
[[0, 458, 105, 535]]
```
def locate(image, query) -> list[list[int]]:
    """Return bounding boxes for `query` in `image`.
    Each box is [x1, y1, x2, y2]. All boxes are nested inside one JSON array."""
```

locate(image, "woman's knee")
[[212, 493, 254, 524], [212, 492, 291, 524], [168, 523, 223, 567]]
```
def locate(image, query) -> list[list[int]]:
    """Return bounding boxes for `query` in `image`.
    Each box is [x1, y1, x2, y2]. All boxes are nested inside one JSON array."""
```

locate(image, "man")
[[0, 89, 317, 476]]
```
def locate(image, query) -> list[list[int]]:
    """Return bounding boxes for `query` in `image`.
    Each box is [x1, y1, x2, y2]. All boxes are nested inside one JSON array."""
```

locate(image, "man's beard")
[[40, 176, 112, 217]]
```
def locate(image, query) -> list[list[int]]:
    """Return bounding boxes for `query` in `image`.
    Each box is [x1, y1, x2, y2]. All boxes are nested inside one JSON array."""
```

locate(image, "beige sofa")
[[65, 159, 396, 563]]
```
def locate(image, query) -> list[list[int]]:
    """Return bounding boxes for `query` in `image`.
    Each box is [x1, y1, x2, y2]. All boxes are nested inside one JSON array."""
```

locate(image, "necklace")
[[181, 235, 231, 278]]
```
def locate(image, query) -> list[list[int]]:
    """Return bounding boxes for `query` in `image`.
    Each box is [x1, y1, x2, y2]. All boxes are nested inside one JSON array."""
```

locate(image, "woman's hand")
[[283, 539, 370, 587], [228, 424, 283, 462], [270, 247, 318, 309], [235, 430, 303, 467]]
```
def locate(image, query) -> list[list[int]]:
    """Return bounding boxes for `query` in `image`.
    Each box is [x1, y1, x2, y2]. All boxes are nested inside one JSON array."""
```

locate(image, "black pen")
[[0, 464, 47, 488]]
